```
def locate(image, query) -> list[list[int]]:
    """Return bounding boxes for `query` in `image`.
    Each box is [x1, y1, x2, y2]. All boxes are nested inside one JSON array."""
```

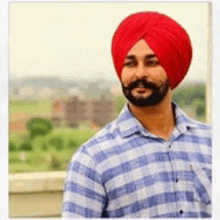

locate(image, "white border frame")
[[2, 1, 220, 219]]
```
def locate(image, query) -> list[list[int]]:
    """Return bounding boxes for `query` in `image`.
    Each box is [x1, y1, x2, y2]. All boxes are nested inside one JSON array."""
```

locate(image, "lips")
[[133, 86, 152, 94]]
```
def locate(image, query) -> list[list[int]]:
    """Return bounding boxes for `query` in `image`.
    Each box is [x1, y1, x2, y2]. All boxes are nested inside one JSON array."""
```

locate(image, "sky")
[[9, 2, 211, 84]]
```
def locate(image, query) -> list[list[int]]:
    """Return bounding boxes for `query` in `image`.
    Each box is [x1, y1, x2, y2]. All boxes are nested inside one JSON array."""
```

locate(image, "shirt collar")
[[116, 104, 144, 138], [173, 102, 198, 133], [117, 102, 199, 139]]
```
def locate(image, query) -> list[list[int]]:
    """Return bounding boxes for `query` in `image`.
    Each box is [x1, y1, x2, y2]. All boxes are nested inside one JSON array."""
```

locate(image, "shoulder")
[[70, 119, 121, 165], [72, 104, 135, 161], [184, 118, 212, 149], [174, 103, 212, 149], [188, 118, 212, 135], [174, 102, 212, 136]]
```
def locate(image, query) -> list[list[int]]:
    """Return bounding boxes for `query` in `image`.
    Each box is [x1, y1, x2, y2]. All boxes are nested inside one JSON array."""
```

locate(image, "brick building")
[[51, 96, 117, 128]]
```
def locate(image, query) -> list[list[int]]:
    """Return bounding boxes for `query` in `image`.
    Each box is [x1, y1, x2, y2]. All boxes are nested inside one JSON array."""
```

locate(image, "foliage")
[[68, 139, 78, 149], [49, 136, 64, 151], [42, 142, 48, 151], [10, 99, 51, 114], [9, 157, 20, 164], [20, 140, 33, 151], [172, 84, 205, 107], [50, 155, 62, 170], [9, 141, 17, 152], [26, 117, 53, 138], [194, 100, 206, 117], [115, 95, 127, 114], [172, 83, 206, 121], [9, 128, 97, 173]]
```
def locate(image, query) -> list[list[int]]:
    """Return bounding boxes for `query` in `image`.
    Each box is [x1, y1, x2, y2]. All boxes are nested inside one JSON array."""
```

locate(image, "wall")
[[9, 171, 66, 218]]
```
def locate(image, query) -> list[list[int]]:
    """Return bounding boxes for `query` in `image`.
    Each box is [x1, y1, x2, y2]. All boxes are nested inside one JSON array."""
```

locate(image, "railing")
[[9, 171, 66, 218]]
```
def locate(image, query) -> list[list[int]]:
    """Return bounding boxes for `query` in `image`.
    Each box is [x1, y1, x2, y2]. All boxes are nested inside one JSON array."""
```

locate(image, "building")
[[51, 96, 117, 128]]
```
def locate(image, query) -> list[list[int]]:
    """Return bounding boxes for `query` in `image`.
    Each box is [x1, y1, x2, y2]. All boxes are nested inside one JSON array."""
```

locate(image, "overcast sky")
[[9, 2, 210, 84]]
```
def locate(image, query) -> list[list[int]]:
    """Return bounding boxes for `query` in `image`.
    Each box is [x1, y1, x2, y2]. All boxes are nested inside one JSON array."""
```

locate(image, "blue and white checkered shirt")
[[62, 103, 212, 218]]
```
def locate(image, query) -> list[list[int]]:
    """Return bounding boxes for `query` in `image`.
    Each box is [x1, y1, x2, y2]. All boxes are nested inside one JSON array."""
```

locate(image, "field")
[[10, 99, 51, 114], [9, 99, 98, 173], [9, 128, 97, 173]]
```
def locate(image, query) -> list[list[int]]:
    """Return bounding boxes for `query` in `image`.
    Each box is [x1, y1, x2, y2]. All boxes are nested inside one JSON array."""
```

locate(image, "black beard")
[[122, 78, 170, 107]]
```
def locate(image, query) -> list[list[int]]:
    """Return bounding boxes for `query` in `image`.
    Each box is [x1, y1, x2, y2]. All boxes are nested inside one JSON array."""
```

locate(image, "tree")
[[20, 140, 33, 151], [196, 102, 206, 117], [49, 136, 63, 151], [115, 96, 127, 114], [68, 139, 78, 149], [9, 141, 16, 152], [26, 117, 53, 139]]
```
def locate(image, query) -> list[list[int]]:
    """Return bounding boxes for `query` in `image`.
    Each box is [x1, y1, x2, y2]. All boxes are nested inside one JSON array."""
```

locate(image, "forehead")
[[126, 39, 155, 57]]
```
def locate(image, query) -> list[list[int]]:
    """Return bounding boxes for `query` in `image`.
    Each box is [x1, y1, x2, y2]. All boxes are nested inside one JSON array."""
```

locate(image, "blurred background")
[[8, 2, 211, 218], [9, 79, 207, 174]]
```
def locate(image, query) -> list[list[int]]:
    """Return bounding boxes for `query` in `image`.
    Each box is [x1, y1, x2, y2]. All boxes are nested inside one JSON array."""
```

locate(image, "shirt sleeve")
[[62, 147, 107, 218]]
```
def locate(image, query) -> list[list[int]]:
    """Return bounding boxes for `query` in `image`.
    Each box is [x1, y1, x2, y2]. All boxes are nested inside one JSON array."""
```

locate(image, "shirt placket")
[[163, 139, 179, 217], [168, 128, 186, 217]]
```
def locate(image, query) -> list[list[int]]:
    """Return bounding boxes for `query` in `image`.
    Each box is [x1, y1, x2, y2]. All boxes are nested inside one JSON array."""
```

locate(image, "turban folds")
[[111, 12, 193, 89]]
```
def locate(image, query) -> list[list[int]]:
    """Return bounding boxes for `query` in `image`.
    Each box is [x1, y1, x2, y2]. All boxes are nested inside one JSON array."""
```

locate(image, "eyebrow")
[[125, 54, 156, 60]]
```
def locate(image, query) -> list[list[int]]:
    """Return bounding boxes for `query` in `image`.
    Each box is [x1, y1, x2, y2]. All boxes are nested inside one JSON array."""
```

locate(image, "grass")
[[9, 98, 99, 173], [9, 128, 98, 173], [9, 149, 74, 173], [9, 99, 51, 114]]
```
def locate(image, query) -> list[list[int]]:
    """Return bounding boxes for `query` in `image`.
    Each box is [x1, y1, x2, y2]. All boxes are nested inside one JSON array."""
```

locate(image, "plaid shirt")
[[62, 103, 212, 218]]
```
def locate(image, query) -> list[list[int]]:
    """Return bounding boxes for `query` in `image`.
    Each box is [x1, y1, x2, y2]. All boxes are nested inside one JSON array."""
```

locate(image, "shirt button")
[[180, 210, 183, 214]]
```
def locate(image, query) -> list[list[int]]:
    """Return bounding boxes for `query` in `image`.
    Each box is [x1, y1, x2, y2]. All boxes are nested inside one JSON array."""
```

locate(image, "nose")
[[135, 63, 146, 78]]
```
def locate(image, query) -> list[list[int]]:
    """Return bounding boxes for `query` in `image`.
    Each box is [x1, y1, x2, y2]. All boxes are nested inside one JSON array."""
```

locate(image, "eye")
[[123, 60, 136, 67], [145, 60, 160, 67]]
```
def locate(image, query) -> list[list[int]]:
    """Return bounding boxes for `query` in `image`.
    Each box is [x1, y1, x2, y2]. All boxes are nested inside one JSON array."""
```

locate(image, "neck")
[[129, 90, 175, 140]]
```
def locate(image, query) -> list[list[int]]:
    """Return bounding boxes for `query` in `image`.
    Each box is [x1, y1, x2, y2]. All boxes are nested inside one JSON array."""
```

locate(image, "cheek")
[[148, 67, 168, 81], [121, 68, 135, 84]]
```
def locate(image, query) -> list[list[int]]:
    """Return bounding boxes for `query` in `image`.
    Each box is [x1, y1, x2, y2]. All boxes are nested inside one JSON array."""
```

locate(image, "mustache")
[[123, 79, 159, 91]]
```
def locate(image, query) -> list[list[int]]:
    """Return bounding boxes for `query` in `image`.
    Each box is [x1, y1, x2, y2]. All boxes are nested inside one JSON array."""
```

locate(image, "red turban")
[[111, 12, 193, 89]]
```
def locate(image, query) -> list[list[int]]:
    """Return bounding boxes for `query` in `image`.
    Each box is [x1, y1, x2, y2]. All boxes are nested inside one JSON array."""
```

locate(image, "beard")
[[122, 77, 170, 107]]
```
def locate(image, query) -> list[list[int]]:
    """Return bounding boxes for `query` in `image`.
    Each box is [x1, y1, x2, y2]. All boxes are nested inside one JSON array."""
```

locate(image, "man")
[[62, 12, 211, 218]]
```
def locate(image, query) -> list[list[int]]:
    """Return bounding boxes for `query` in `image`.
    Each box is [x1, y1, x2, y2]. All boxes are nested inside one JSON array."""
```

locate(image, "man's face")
[[121, 39, 170, 107]]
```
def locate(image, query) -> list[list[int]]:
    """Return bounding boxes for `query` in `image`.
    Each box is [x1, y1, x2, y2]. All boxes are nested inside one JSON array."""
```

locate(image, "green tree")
[[9, 141, 17, 152], [172, 84, 206, 107], [115, 96, 127, 114], [195, 101, 206, 117], [42, 142, 48, 151], [26, 117, 53, 139], [20, 140, 33, 151], [49, 136, 63, 151], [68, 139, 78, 149]]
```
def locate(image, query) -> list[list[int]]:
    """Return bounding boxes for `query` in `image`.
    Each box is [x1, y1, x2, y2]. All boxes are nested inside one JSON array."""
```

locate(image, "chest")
[[101, 137, 211, 217]]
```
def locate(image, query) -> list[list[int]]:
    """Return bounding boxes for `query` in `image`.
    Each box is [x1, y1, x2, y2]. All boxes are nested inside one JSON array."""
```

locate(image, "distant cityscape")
[[9, 76, 122, 101], [9, 74, 206, 101], [9, 75, 207, 132]]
